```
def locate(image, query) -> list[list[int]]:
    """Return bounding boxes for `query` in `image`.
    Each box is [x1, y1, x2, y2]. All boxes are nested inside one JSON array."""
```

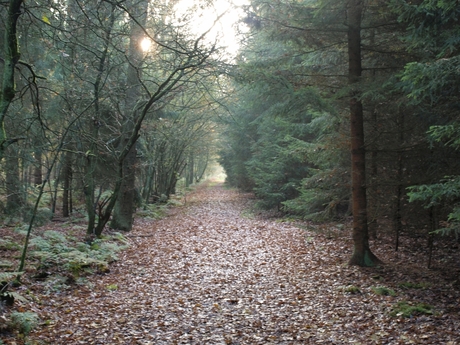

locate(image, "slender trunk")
[[84, 153, 96, 236], [94, 154, 127, 237], [34, 149, 43, 185], [347, 0, 381, 267], [186, 155, 194, 187], [394, 111, 405, 251], [62, 151, 73, 217], [142, 165, 154, 204], [17, 114, 79, 273], [5, 145, 23, 212], [196, 151, 209, 182]]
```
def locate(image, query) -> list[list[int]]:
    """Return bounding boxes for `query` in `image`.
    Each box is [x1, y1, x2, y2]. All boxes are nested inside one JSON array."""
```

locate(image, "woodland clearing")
[[1, 180, 460, 344]]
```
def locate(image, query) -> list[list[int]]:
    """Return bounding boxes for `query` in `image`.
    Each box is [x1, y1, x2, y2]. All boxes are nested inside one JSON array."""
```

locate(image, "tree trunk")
[[196, 150, 209, 182], [142, 165, 154, 204], [368, 107, 378, 240], [84, 4, 115, 237], [62, 151, 73, 217], [84, 153, 96, 237], [5, 145, 23, 213], [186, 155, 194, 187], [110, 1, 146, 231], [0, 0, 23, 159], [110, 144, 137, 230], [347, 0, 381, 267], [393, 109, 405, 251], [34, 149, 43, 185]]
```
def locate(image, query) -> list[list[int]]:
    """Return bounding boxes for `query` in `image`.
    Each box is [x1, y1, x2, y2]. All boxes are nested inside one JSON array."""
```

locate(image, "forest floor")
[[1, 180, 460, 344]]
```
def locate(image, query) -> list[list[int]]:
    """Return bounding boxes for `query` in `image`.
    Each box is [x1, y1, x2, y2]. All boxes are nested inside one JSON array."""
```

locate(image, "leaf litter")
[[4, 182, 460, 344]]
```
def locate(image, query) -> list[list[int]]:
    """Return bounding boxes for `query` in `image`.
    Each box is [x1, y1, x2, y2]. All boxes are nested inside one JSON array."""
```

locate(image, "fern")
[[9, 312, 39, 336], [30, 231, 128, 276], [0, 272, 22, 283]]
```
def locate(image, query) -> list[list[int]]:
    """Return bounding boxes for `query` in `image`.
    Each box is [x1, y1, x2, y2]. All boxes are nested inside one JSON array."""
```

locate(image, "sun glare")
[[174, 0, 249, 58], [140, 37, 152, 52]]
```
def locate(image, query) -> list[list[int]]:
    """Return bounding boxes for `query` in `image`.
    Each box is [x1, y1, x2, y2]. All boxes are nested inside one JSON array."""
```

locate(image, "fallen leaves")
[[2, 182, 460, 344]]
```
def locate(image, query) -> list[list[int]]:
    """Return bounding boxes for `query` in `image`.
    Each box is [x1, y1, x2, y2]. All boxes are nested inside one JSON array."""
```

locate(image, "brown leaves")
[[7, 182, 460, 344]]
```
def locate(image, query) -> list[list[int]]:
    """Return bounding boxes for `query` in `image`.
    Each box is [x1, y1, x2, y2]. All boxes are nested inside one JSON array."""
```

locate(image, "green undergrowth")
[[137, 203, 169, 219], [371, 286, 397, 296], [30, 230, 129, 278], [0, 237, 21, 251], [137, 191, 188, 219], [8, 311, 40, 337], [1, 229, 129, 332], [398, 281, 431, 289], [389, 301, 434, 318], [342, 285, 361, 294]]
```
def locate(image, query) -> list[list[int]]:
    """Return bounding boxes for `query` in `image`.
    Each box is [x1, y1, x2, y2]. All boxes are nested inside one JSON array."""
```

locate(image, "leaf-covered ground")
[[3, 181, 460, 344]]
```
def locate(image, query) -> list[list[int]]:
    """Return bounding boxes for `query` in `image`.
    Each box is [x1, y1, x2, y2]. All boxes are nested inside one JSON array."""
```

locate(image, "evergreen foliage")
[[246, 88, 320, 209], [395, 0, 460, 238], [219, 20, 337, 215], [282, 112, 350, 220]]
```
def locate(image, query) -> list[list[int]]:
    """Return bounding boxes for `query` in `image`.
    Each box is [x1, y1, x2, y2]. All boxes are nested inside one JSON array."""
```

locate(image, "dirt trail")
[[30, 182, 460, 344]]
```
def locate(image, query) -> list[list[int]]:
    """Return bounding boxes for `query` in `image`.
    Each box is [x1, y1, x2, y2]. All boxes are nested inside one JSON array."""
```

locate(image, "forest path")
[[32, 181, 459, 344]]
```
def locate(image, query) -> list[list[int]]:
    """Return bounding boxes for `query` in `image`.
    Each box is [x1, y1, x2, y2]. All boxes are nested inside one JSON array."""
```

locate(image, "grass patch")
[[342, 285, 361, 294], [390, 301, 434, 318], [106, 284, 118, 291], [240, 209, 256, 219], [398, 281, 430, 289], [371, 286, 396, 296]]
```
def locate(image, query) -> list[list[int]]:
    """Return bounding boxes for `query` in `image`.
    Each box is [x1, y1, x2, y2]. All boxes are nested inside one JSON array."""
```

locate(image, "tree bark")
[[0, 0, 23, 159], [110, 1, 146, 231], [347, 0, 381, 267]]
